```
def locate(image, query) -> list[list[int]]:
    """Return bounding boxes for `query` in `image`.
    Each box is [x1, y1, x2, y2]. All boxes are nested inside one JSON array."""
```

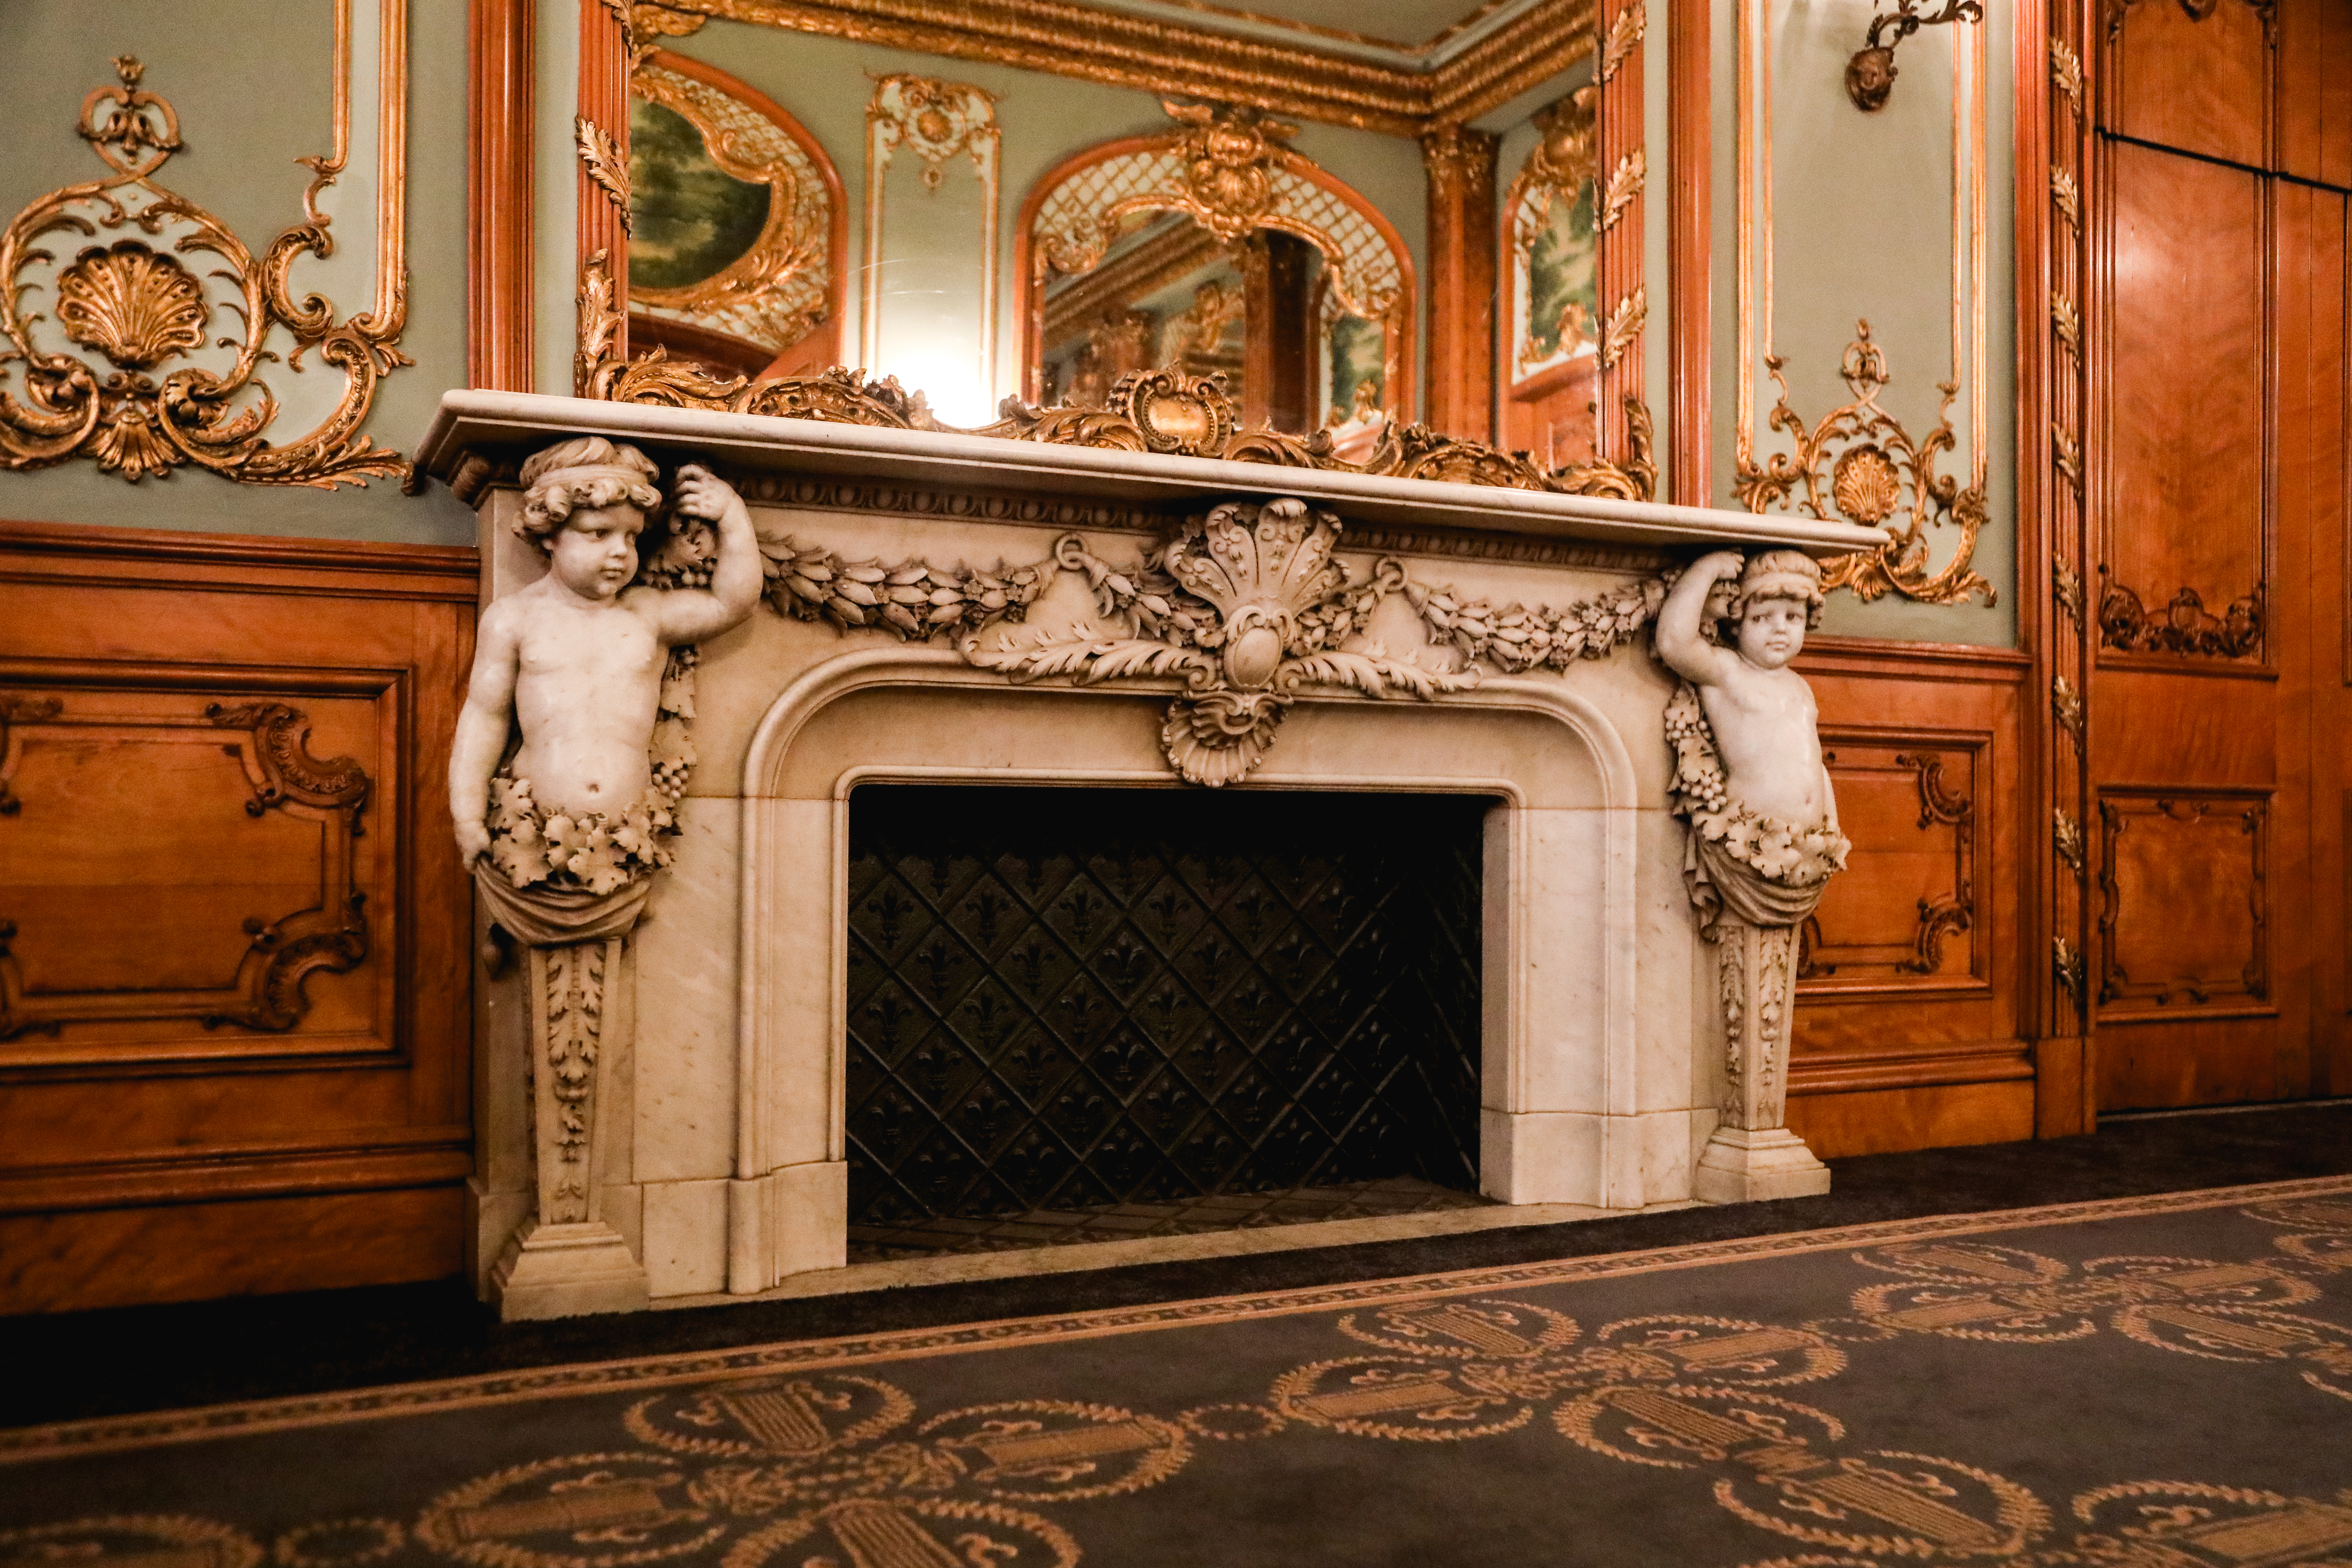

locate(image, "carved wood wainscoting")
[[1784, 639, 2031, 1159], [0, 522, 476, 1312], [2084, 0, 2352, 1110]]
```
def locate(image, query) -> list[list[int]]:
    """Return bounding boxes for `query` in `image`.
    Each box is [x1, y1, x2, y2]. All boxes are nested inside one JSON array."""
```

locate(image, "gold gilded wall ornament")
[[1599, 287, 1647, 370], [1846, 1, 1986, 113], [1734, 321, 1994, 607], [576, 115, 634, 235], [1598, 151, 1645, 235], [1600, 0, 1646, 84], [0, 53, 409, 488], [2049, 38, 2085, 117]]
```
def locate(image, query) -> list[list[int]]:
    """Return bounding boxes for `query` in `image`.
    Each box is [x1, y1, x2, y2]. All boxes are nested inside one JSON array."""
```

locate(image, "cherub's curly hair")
[[1716, 548, 1825, 639], [514, 437, 661, 549]]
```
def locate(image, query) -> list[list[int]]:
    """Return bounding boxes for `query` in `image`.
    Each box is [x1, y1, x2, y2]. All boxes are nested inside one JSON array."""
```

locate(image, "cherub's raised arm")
[[648, 465, 763, 645], [449, 604, 522, 861], [1654, 549, 1746, 684]]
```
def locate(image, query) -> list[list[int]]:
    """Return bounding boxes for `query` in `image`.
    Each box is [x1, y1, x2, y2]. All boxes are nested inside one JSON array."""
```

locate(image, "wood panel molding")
[[2095, 788, 2271, 1015], [1667, 0, 1710, 505], [0, 519, 476, 1313], [0, 696, 373, 1051], [1800, 735, 1986, 997]]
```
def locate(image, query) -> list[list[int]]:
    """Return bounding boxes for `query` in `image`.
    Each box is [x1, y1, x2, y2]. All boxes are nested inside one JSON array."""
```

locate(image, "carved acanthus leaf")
[[2051, 292, 2080, 356], [1599, 150, 1645, 234], [2050, 38, 2085, 117], [2051, 167, 2081, 231], [2053, 559, 2084, 629], [1600, 0, 1646, 83], [2052, 674, 2085, 740], [575, 115, 634, 235], [1599, 287, 1646, 370], [2054, 809, 2085, 875]]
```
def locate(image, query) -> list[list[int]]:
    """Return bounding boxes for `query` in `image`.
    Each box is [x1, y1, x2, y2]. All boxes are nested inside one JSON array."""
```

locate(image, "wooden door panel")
[[2104, 144, 2267, 640], [2278, 0, 2352, 189], [2107, 0, 2269, 167]]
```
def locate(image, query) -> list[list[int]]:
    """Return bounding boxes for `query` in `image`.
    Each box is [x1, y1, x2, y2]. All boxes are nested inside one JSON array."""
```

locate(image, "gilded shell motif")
[[54, 241, 208, 370]]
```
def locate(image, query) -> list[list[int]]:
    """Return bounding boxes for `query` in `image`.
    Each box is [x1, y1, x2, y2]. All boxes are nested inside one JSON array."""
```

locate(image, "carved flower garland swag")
[[483, 478, 1827, 898]]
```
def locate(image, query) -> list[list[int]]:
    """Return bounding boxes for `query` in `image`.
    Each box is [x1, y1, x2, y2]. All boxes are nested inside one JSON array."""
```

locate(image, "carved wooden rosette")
[[0, 58, 409, 488], [0, 698, 371, 1041]]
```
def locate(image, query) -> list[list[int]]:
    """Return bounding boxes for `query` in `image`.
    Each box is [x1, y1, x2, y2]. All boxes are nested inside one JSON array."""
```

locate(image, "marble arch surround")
[[721, 646, 1696, 1296]]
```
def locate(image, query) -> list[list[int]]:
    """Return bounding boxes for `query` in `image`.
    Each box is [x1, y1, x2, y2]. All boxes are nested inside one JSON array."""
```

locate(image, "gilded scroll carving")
[[0, 697, 371, 1040], [2095, 572, 2263, 660], [0, 54, 409, 487], [571, 258, 1661, 503], [1735, 321, 1993, 608]]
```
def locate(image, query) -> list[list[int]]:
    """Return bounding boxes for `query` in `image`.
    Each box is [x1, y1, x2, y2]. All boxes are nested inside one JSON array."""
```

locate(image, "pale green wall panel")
[[0, 0, 474, 544]]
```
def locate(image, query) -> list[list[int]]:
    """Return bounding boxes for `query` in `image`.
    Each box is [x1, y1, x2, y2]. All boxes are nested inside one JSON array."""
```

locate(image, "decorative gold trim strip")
[[647, 0, 1594, 137]]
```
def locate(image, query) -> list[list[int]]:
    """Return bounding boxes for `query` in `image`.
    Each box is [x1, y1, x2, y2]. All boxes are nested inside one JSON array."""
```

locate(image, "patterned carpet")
[[6, 1176, 2352, 1567]]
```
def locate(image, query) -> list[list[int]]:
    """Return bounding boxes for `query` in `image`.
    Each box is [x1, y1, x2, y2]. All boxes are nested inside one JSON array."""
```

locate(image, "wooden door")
[[2089, 0, 2352, 1109]]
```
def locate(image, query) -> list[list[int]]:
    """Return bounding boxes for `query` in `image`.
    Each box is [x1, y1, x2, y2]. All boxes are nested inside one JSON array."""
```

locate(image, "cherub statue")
[[1654, 548, 1849, 932], [448, 436, 760, 940]]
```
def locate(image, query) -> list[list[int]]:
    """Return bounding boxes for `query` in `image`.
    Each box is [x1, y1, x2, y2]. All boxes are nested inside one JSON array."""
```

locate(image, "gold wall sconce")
[[1847, 0, 1984, 112]]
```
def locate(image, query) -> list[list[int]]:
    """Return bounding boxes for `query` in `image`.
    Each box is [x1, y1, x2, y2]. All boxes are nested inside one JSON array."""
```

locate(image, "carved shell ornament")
[[0, 58, 409, 486]]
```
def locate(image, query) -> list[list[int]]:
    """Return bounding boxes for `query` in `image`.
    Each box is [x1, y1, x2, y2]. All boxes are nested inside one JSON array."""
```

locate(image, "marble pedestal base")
[[489, 1218, 652, 1319], [1691, 1125, 1831, 1203]]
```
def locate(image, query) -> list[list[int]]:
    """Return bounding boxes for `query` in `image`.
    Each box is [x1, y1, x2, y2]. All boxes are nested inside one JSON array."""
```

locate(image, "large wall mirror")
[[1017, 105, 1414, 453]]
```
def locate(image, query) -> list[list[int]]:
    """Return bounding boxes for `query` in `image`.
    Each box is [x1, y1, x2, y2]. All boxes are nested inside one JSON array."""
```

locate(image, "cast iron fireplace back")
[[844, 785, 1487, 1227]]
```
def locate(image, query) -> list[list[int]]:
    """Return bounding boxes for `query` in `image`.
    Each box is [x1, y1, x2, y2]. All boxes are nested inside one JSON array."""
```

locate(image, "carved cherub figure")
[[1656, 549, 1848, 930], [448, 437, 760, 888]]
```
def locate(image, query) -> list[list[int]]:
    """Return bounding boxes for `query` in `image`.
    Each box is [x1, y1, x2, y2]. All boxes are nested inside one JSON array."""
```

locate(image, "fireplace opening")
[[842, 784, 1491, 1260]]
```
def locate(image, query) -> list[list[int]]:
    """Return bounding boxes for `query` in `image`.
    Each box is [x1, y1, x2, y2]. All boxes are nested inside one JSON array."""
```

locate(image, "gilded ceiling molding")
[[1735, 0, 1989, 607], [630, 50, 845, 359], [571, 250, 1657, 503], [1015, 102, 1416, 424], [637, 0, 1593, 137], [0, 15, 411, 488], [1734, 321, 1994, 607]]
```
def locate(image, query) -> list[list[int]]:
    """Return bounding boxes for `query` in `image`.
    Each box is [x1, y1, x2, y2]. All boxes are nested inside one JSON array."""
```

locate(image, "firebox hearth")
[[842, 786, 1490, 1255]]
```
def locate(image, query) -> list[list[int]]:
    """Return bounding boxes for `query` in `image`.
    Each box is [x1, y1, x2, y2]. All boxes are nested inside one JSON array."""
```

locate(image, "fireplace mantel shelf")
[[417, 391, 1885, 555]]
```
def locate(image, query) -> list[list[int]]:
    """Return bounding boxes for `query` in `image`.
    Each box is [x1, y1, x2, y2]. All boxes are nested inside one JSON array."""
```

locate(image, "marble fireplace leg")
[[1691, 915, 1832, 1204], [488, 935, 652, 1319]]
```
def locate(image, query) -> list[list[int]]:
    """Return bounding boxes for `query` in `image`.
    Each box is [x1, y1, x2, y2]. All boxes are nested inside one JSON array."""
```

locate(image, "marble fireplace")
[[417, 387, 1880, 1317]]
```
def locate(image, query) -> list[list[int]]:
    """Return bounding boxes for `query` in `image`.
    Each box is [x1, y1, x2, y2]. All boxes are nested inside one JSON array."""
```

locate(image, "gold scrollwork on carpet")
[[0, 52, 410, 487], [915, 1401, 1190, 1502], [2245, 1194, 2352, 1272], [624, 1373, 915, 1460], [416, 1453, 721, 1568], [0, 1516, 263, 1568], [723, 1497, 1079, 1568], [1735, 321, 1994, 608]]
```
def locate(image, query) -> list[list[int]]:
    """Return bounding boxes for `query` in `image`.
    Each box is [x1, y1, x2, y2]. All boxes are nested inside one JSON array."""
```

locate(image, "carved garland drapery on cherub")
[[0, 57, 409, 487]]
